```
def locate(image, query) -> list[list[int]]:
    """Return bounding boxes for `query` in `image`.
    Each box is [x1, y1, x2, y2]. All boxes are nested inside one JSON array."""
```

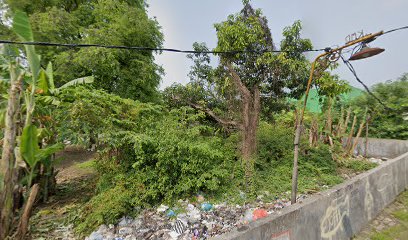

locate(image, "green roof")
[[295, 86, 364, 113]]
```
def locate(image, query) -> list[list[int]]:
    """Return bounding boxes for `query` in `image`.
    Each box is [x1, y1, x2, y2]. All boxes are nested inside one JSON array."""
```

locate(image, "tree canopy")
[[1, 0, 163, 102], [350, 74, 408, 139]]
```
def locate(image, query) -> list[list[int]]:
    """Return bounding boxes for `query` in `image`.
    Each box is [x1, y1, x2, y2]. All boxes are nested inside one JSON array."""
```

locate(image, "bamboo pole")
[[345, 115, 357, 151], [342, 107, 352, 136], [365, 114, 370, 157], [350, 119, 366, 155], [335, 106, 344, 137]]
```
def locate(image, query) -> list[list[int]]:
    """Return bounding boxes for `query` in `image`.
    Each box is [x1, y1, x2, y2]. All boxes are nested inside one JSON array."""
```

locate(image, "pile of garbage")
[[86, 193, 307, 240], [368, 157, 388, 165]]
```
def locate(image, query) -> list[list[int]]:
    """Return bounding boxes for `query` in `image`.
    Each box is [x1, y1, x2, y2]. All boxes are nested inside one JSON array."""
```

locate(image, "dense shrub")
[[255, 121, 341, 196], [75, 185, 133, 235], [74, 106, 236, 234], [55, 86, 162, 146], [61, 88, 346, 234], [96, 108, 236, 203]]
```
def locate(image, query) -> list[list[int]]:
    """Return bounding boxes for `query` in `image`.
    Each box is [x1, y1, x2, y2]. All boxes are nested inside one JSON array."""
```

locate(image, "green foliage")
[[2, 0, 163, 102], [12, 11, 40, 84], [350, 75, 408, 140], [20, 124, 63, 185], [212, 5, 312, 102], [74, 104, 236, 233], [214, 5, 273, 88], [338, 159, 377, 172], [95, 107, 235, 202], [55, 86, 160, 146], [75, 185, 133, 236], [255, 121, 341, 196], [314, 72, 351, 99], [20, 125, 39, 168], [257, 121, 293, 167], [163, 42, 239, 127]]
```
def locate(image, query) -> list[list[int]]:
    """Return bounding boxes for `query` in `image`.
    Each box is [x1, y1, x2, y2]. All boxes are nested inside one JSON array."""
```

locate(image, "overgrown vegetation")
[[0, 1, 404, 239], [350, 74, 408, 140], [1, 0, 163, 101], [65, 96, 374, 235]]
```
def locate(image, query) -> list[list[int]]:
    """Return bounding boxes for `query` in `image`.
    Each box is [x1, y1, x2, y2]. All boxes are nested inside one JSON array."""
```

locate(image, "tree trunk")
[[309, 117, 318, 147], [14, 184, 39, 240], [242, 87, 260, 192], [324, 98, 333, 135], [0, 66, 23, 240], [345, 115, 357, 152], [365, 116, 370, 157], [350, 119, 365, 156], [226, 62, 260, 193], [341, 107, 352, 136], [335, 106, 344, 137]]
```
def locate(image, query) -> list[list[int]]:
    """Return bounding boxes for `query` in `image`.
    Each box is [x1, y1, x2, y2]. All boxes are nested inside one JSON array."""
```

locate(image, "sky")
[[148, 0, 408, 90]]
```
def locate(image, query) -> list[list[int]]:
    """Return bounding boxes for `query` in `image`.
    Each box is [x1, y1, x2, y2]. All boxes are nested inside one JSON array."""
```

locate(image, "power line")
[[0, 25, 406, 54], [0, 40, 325, 54], [340, 55, 393, 111], [382, 25, 408, 35]]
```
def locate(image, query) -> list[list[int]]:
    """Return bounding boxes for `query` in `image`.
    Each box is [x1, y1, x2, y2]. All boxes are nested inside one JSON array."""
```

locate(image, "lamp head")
[[349, 44, 385, 61]]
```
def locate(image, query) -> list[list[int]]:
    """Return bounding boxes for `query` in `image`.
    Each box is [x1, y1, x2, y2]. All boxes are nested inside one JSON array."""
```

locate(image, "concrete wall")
[[352, 138, 408, 158], [214, 140, 408, 240]]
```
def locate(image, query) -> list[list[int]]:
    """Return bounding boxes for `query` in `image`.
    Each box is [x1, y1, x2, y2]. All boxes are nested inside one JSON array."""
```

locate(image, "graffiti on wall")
[[320, 195, 350, 240], [393, 167, 399, 195], [365, 180, 374, 220], [377, 173, 393, 204]]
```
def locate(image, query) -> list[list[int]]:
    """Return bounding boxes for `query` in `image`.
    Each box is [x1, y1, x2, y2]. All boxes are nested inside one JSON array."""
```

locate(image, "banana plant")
[[1, 10, 92, 238], [13, 11, 40, 126], [20, 125, 63, 187], [12, 11, 92, 189], [37, 62, 94, 106]]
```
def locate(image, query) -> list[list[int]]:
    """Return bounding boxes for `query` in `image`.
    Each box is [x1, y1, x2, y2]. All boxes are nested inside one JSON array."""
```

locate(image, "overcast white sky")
[[148, 0, 408, 89]]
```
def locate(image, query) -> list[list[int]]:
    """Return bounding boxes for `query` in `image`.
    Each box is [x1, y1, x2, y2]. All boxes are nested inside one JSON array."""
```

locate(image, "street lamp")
[[349, 44, 385, 61], [290, 31, 385, 204]]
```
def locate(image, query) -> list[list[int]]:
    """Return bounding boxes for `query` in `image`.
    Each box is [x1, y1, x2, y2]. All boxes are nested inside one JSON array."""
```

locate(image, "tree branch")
[[170, 95, 240, 130], [225, 62, 251, 100], [187, 102, 241, 129]]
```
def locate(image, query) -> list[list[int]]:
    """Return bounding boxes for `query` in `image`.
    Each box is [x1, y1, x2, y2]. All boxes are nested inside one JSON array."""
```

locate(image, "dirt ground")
[[354, 191, 408, 240], [29, 146, 97, 240], [55, 146, 96, 183]]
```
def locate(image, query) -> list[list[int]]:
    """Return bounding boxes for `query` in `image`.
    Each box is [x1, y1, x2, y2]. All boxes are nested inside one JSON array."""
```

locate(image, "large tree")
[[165, 3, 312, 189], [1, 0, 163, 102]]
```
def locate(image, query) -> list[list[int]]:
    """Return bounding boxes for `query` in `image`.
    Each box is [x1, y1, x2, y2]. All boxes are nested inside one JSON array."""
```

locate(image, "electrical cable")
[[340, 55, 393, 111], [382, 25, 408, 35], [0, 25, 406, 54], [0, 25, 406, 112], [0, 39, 325, 54]]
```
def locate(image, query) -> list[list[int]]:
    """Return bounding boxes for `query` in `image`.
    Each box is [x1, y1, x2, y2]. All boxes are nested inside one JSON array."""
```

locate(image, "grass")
[[339, 158, 378, 172], [75, 159, 96, 169], [371, 225, 408, 240], [357, 191, 408, 240]]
